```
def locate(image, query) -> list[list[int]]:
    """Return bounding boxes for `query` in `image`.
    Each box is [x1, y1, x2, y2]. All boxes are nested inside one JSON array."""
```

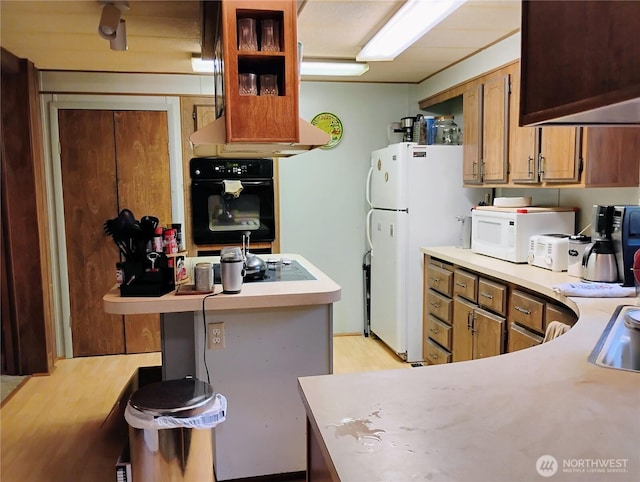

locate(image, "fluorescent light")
[[357, 0, 467, 61], [300, 60, 369, 77], [191, 56, 369, 77]]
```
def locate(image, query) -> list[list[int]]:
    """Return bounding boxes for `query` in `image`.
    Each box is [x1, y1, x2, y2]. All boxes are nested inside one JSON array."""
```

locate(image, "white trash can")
[[125, 377, 226, 482]]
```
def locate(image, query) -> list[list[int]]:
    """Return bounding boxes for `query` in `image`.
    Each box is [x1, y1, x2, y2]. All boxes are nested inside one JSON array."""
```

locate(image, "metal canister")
[[194, 262, 213, 292]]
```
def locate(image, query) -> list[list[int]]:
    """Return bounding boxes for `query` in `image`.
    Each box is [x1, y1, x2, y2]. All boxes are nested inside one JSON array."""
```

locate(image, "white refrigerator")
[[366, 143, 488, 362]]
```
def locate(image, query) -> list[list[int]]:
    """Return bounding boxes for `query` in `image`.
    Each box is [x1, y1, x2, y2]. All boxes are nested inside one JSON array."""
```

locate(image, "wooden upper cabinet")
[[221, 0, 299, 142], [582, 127, 640, 187], [481, 74, 509, 184], [462, 85, 482, 184], [509, 63, 539, 184], [539, 127, 581, 183], [520, 0, 640, 125]]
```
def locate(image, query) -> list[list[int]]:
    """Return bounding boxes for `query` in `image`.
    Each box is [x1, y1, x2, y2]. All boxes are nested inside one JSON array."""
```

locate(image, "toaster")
[[528, 234, 571, 271]]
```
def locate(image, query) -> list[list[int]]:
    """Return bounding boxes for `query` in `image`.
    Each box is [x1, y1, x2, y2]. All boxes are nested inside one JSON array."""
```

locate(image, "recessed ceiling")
[[0, 0, 521, 83]]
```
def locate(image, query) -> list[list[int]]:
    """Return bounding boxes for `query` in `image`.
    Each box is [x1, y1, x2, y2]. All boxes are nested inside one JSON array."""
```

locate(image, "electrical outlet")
[[207, 322, 225, 349]]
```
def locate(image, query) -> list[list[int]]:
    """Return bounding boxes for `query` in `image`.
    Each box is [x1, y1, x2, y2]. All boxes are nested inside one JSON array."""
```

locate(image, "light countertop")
[[103, 254, 341, 315], [298, 246, 639, 482]]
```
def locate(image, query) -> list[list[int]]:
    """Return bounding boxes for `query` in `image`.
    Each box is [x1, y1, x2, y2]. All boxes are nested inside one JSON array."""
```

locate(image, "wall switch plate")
[[208, 322, 225, 349]]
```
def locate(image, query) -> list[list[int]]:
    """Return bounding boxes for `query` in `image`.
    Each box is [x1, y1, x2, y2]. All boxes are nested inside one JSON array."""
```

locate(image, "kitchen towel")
[[543, 321, 571, 343], [223, 179, 243, 198], [551, 282, 635, 298]]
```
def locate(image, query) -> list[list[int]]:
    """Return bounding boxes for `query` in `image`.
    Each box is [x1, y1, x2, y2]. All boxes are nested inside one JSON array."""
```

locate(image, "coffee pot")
[[582, 239, 619, 282]]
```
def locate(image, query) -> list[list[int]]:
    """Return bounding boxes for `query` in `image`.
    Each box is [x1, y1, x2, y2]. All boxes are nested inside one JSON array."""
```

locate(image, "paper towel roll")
[[223, 180, 243, 198]]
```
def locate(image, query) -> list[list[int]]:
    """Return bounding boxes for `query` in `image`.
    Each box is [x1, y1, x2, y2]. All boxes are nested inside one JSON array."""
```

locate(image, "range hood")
[[189, 116, 331, 158]]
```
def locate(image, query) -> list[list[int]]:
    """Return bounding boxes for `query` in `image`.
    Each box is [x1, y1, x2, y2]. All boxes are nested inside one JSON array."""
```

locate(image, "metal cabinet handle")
[[431, 352, 439, 359], [430, 327, 440, 334], [527, 156, 533, 177], [538, 153, 545, 177], [430, 276, 440, 284], [480, 292, 494, 300], [430, 301, 440, 309], [515, 306, 531, 316], [455, 281, 467, 289]]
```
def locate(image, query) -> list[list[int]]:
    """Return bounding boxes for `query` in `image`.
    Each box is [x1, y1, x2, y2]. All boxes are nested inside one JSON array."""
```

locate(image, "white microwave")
[[471, 207, 576, 263]]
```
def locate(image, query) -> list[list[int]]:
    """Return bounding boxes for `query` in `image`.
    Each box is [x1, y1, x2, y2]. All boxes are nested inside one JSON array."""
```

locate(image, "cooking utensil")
[[242, 231, 266, 280]]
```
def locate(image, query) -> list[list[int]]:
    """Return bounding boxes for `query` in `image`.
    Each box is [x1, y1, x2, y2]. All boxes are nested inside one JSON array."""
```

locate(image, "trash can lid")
[[129, 377, 215, 418]]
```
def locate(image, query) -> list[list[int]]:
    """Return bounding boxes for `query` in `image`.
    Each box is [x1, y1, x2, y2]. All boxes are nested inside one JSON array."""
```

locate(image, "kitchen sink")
[[589, 305, 640, 373]]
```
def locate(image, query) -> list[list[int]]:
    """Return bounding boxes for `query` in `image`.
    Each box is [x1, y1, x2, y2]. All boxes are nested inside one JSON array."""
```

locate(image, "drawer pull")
[[430, 301, 440, 309], [430, 327, 440, 334], [430, 276, 440, 284], [431, 352, 439, 359], [515, 306, 531, 316], [480, 292, 494, 300], [455, 281, 467, 288]]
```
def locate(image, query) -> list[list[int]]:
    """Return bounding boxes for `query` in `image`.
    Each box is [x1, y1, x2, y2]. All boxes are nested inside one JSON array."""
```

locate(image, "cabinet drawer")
[[546, 303, 577, 327], [427, 290, 453, 323], [509, 290, 545, 333], [508, 322, 543, 352], [427, 263, 454, 297], [424, 339, 451, 365], [453, 269, 478, 302], [477, 278, 507, 316], [425, 315, 452, 350]]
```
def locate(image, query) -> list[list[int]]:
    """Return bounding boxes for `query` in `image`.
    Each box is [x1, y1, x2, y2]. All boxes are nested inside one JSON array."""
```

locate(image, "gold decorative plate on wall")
[[310, 112, 343, 149]]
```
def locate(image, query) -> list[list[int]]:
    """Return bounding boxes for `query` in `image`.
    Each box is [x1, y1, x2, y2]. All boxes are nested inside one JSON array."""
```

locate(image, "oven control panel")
[[190, 158, 273, 179]]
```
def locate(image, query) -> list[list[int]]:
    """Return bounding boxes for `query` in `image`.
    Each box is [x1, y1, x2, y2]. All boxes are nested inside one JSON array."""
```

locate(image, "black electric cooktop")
[[213, 259, 316, 283]]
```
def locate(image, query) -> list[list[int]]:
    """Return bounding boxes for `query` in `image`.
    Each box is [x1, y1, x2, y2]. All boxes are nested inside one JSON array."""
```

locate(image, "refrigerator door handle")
[[366, 209, 374, 251], [365, 166, 374, 207]]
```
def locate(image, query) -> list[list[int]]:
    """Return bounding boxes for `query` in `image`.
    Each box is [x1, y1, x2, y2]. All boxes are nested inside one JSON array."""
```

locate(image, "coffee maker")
[[612, 205, 640, 287], [582, 205, 619, 282]]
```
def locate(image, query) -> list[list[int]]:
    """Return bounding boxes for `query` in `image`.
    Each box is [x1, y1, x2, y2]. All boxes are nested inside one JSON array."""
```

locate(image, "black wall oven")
[[190, 158, 275, 246]]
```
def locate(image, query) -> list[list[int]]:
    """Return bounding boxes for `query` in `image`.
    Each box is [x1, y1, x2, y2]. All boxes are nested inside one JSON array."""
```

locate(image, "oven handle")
[[194, 180, 272, 187]]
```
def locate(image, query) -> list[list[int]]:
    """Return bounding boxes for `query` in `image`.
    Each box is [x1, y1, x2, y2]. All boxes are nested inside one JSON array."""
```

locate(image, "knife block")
[[119, 255, 175, 297]]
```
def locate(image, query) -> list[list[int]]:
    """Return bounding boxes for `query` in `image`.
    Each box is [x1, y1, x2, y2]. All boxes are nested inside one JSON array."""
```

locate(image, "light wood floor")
[[0, 335, 408, 482]]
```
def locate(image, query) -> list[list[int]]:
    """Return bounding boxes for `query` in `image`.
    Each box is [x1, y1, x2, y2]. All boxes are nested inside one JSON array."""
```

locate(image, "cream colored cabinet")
[[463, 73, 509, 185]]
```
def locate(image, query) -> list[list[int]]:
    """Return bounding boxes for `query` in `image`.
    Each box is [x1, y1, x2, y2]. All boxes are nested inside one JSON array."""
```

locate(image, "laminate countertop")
[[298, 246, 639, 482], [103, 254, 341, 315]]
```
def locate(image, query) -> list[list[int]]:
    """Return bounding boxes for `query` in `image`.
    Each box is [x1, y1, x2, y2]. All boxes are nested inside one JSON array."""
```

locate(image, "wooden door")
[[582, 127, 640, 187], [114, 110, 170, 353], [59, 110, 124, 356], [508, 65, 540, 183], [452, 297, 474, 362], [462, 85, 482, 184], [473, 308, 505, 360], [481, 75, 509, 183], [540, 127, 580, 182], [59, 109, 170, 356]]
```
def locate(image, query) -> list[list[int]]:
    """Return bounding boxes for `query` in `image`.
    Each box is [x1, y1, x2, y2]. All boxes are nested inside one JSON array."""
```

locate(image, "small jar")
[[433, 115, 458, 145]]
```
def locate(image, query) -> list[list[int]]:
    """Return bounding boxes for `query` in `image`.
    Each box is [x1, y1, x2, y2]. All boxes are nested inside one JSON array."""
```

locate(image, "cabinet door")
[[221, 0, 299, 142], [452, 297, 474, 362], [583, 127, 640, 187], [509, 64, 540, 183], [481, 74, 509, 183], [473, 308, 505, 359], [462, 85, 483, 184], [508, 322, 543, 353], [540, 127, 581, 182]]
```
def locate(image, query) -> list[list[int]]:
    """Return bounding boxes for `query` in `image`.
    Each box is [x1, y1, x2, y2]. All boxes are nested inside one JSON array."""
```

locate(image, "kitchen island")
[[298, 247, 638, 482], [104, 254, 341, 481]]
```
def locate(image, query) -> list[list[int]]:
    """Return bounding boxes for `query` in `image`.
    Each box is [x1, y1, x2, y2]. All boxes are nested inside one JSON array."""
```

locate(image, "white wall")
[[279, 82, 413, 334]]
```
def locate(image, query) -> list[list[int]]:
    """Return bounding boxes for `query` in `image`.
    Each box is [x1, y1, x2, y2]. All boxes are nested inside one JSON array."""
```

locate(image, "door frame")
[[43, 95, 184, 358]]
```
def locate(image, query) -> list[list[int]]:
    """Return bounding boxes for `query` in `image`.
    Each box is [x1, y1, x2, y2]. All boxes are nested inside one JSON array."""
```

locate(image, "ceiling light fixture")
[[300, 60, 369, 77], [356, 0, 467, 61], [191, 55, 369, 77], [98, 1, 129, 50]]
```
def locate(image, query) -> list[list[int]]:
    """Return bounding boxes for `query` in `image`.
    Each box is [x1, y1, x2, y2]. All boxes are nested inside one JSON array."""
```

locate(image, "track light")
[[110, 19, 127, 51], [98, 3, 121, 40], [98, 1, 129, 50]]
